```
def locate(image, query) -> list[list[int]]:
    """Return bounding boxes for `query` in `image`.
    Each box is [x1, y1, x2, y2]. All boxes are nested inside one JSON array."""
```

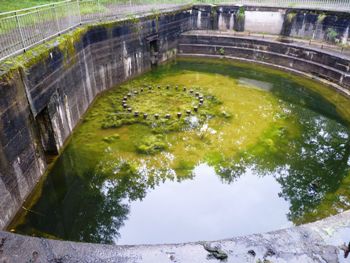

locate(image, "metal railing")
[[1, 0, 350, 62]]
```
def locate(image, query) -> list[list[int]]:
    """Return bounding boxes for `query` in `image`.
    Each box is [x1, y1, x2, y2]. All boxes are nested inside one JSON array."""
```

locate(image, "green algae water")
[[10, 58, 350, 244]]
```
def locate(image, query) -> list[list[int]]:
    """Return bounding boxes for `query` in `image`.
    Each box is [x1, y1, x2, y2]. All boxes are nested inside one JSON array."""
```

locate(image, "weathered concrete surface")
[[193, 5, 350, 45], [1, 209, 350, 262], [179, 30, 350, 96]]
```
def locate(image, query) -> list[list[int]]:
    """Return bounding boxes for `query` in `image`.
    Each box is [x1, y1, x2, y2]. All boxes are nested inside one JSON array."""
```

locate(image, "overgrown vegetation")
[[286, 12, 297, 23], [326, 27, 338, 42], [99, 84, 223, 133], [236, 6, 245, 22]]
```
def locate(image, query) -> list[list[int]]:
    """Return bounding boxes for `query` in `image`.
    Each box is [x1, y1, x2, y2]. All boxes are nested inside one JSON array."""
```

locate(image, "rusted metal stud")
[[190, 89, 194, 94], [195, 92, 199, 97], [177, 112, 182, 118], [123, 103, 128, 109], [127, 107, 132, 112], [143, 113, 148, 119], [127, 93, 132, 97], [166, 85, 170, 90], [199, 98, 204, 103], [198, 95, 203, 100], [183, 87, 187, 91], [134, 111, 139, 117], [186, 110, 191, 115], [194, 106, 198, 112], [158, 85, 161, 89], [154, 114, 159, 119], [123, 96, 128, 100], [165, 114, 171, 119], [140, 88, 144, 92]]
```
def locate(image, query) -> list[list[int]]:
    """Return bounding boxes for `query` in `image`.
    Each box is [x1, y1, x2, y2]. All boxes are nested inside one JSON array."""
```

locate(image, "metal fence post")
[[53, 3, 61, 32], [77, 0, 82, 24], [15, 11, 26, 50], [97, 0, 102, 20]]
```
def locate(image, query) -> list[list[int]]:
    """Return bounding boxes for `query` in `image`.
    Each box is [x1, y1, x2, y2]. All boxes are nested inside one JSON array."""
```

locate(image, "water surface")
[[10, 58, 350, 245]]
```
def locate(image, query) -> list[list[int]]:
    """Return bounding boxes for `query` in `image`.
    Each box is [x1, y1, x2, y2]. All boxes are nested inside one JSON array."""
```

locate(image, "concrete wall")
[[0, 7, 192, 230], [179, 31, 350, 94], [193, 5, 350, 44]]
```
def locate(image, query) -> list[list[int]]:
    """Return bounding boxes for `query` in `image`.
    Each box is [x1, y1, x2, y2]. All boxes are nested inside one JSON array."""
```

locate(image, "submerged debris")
[[340, 242, 350, 258], [203, 243, 228, 261]]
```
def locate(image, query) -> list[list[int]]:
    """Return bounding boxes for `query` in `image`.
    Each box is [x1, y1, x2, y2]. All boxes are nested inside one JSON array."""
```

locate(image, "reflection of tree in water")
[[15, 150, 194, 244], [210, 90, 350, 224]]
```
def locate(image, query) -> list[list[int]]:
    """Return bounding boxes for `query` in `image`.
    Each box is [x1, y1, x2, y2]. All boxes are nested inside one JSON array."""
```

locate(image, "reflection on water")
[[10, 58, 350, 245], [117, 164, 290, 245]]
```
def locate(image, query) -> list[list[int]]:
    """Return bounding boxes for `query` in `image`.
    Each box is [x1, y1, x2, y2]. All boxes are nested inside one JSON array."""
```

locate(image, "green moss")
[[135, 134, 167, 154], [100, 83, 223, 133], [286, 12, 296, 23], [236, 6, 245, 22], [102, 134, 120, 143]]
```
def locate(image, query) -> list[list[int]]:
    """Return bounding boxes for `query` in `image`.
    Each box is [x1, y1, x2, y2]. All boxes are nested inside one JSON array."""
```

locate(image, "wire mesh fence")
[[1, 0, 350, 61]]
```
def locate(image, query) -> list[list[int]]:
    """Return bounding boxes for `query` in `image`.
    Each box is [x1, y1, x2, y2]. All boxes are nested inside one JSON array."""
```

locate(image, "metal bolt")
[[143, 113, 148, 119], [177, 112, 182, 118], [199, 98, 204, 103], [183, 87, 187, 91], [123, 103, 128, 108], [186, 110, 191, 115], [198, 95, 203, 100], [134, 111, 139, 117], [123, 96, 128, 100], [195, 92, 199, 97], [190, 89, 194, 93], [154, 114, 159, 119], [165, 114, 171, 119], [127, 108, 132, 112], [194, 106, 198, 112], [134, 90, 138, 94]]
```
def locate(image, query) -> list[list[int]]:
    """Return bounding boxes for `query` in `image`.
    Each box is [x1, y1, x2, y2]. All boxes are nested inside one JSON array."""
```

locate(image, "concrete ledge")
[[1, 209, 350, 262], [179, 30, 350, 97]]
